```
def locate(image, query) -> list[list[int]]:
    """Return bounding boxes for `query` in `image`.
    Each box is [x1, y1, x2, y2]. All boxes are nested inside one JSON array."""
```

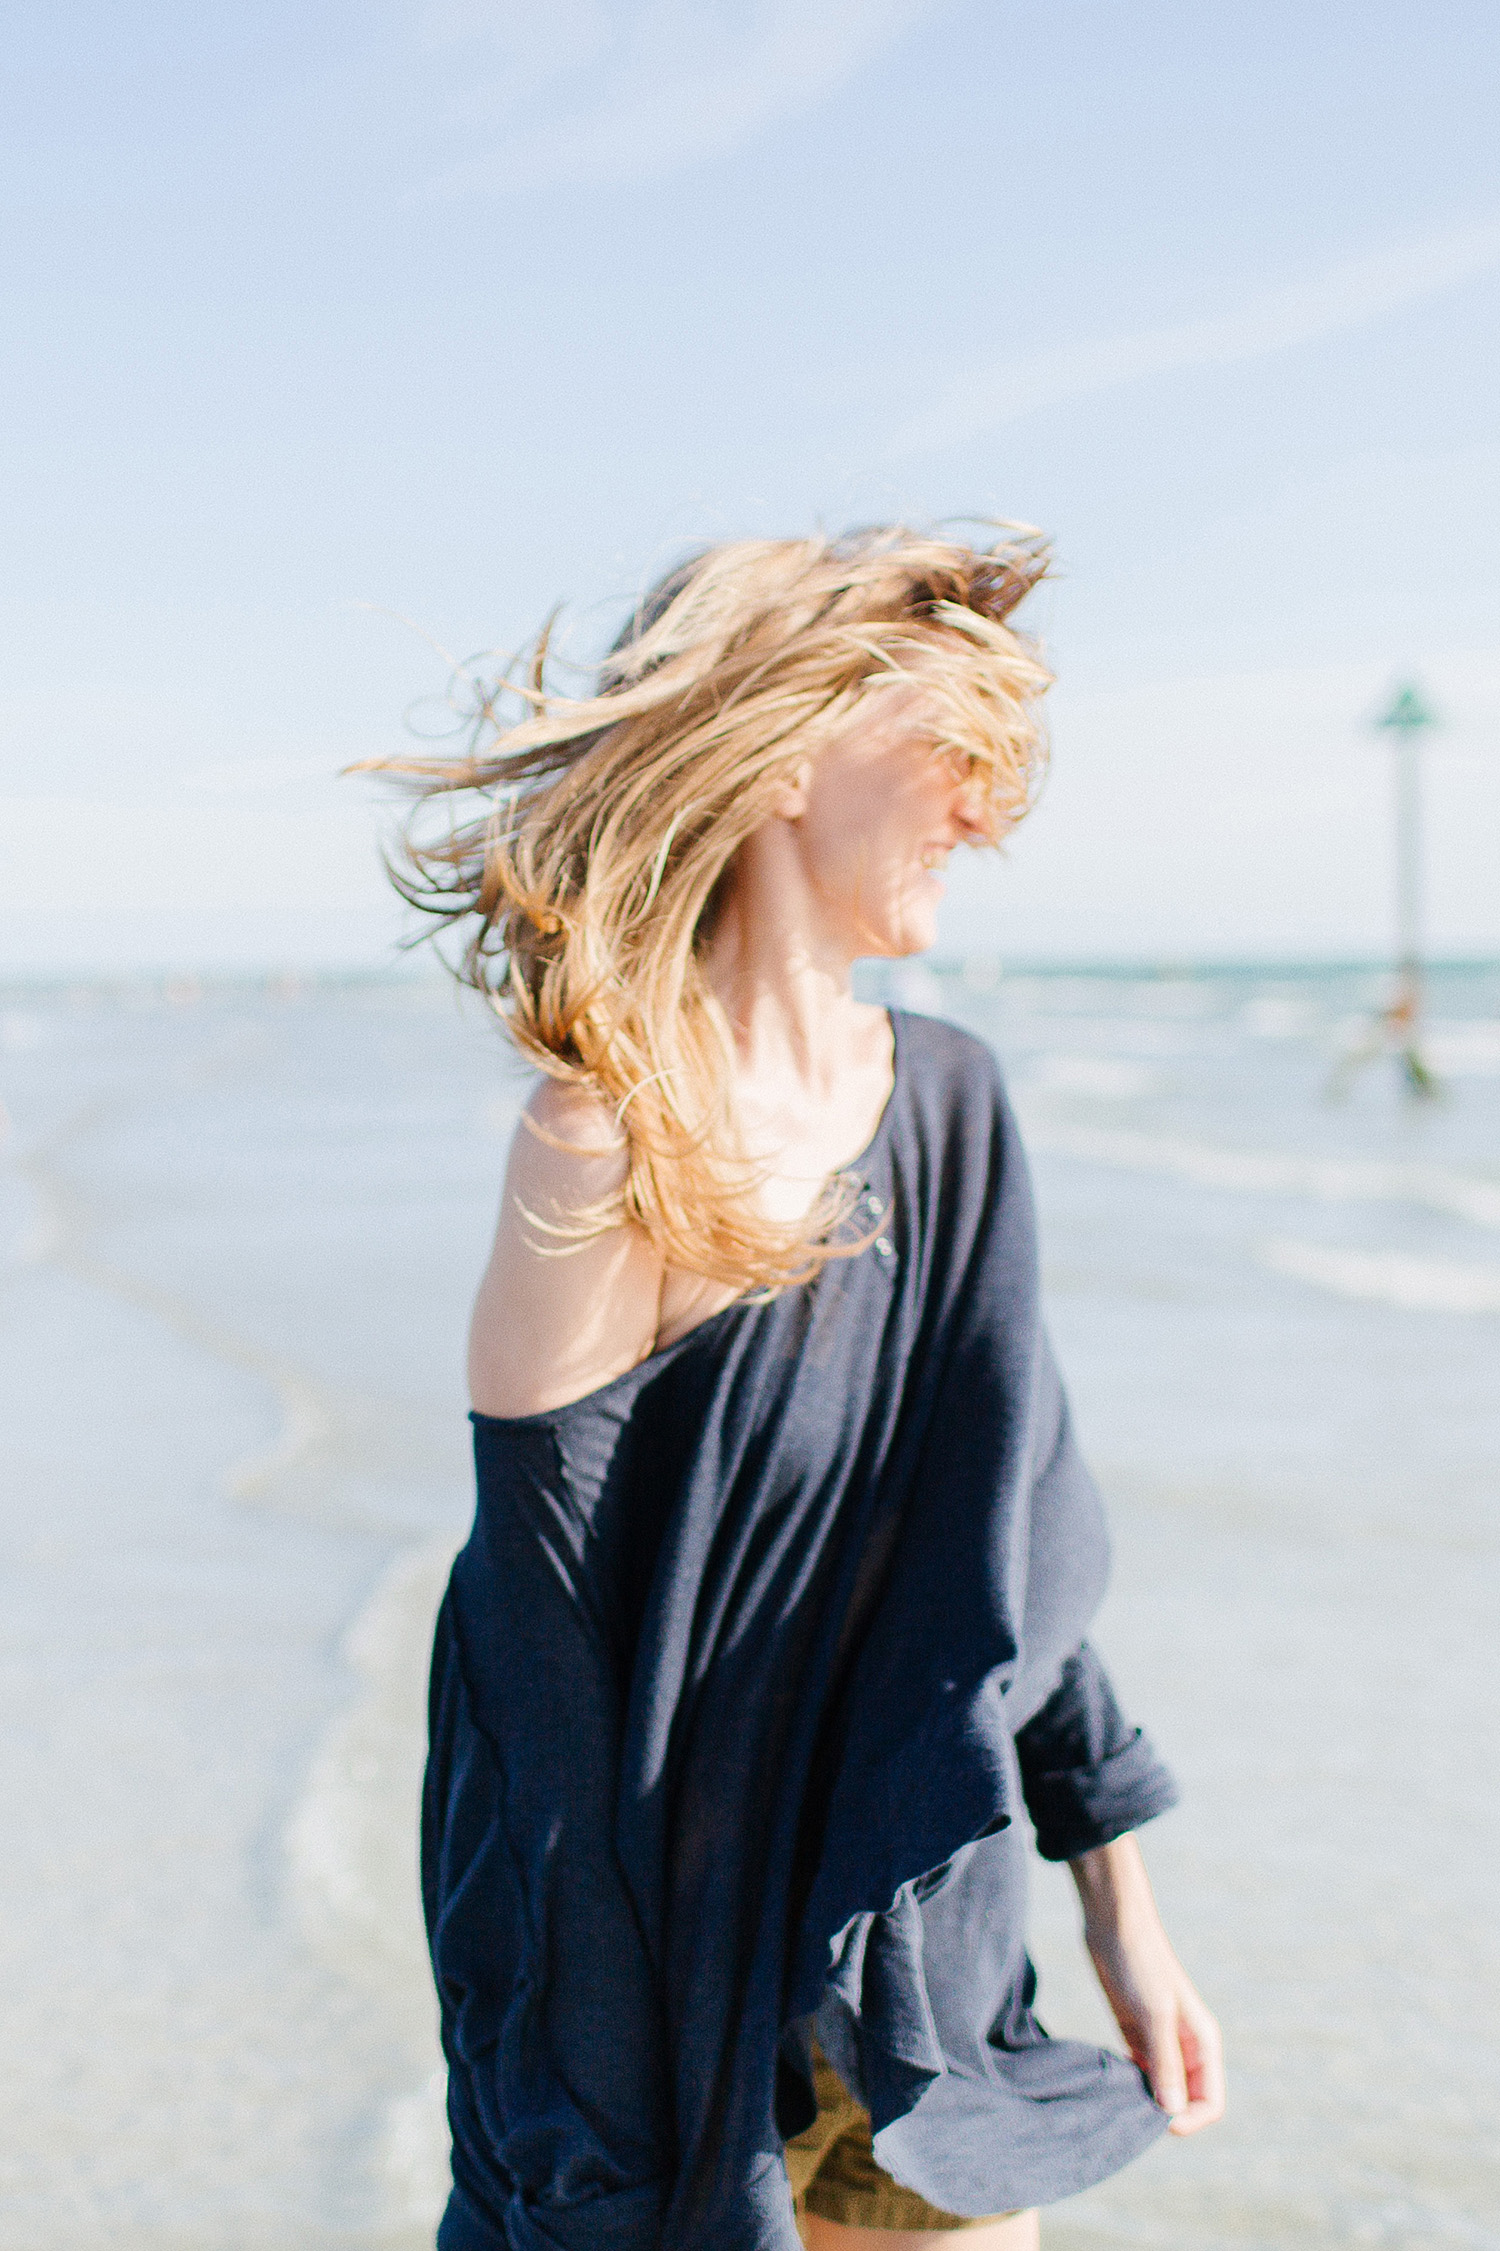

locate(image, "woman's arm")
[[1013, 1652, 1221, 2130], [1069, 1834, 1226, 2136]]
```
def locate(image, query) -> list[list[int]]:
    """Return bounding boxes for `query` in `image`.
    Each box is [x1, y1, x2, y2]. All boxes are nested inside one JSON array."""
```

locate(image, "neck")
[[701, 821, 872, 1092]]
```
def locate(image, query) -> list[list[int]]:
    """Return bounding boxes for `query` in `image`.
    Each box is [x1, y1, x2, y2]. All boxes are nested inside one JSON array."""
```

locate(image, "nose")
[[951, 770, 993, 844]]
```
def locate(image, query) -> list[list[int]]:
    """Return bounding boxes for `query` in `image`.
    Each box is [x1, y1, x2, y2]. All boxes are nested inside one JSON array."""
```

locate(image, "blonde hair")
[[373, 524, 1051, 1294]]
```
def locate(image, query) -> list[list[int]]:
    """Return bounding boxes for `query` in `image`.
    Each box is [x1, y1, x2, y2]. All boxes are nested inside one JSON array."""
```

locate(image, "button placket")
[[855, 1185, 897, 1268]]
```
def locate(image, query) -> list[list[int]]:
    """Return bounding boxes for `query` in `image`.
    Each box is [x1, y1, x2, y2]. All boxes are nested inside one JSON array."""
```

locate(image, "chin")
[[856, 889, 940, 959], [887, 916, 940, 959]]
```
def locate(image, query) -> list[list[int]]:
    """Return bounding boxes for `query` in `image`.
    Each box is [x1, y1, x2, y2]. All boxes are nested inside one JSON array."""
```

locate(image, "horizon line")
[[3, 952, 1497, 995]]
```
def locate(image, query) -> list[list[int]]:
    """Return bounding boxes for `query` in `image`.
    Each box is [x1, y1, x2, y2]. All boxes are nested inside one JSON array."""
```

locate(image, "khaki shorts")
[[785, 2041, 1019, 2233]]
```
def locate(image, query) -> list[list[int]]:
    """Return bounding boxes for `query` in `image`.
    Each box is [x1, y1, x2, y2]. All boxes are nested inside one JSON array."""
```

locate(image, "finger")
[[1167, 2095, 1221, 2137], [1177, 2015, 1208, 2103], [1162, 2025, 1225, 2124], [1141, 2013, 1188, 2119], [1176, 2001, 1227, 2122]]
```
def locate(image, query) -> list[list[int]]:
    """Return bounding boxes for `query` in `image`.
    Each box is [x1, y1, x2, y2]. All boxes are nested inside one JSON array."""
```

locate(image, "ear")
[[769, 757, 813, 821]]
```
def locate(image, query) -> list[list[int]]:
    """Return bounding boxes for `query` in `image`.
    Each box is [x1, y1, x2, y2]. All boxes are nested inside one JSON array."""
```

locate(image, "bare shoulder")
[[516, 1075, 631, 1182], [468, 1077, 665, 1418]]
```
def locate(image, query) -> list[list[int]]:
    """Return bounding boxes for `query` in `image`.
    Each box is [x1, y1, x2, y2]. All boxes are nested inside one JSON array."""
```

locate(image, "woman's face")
[[786, 685, 995, 958]]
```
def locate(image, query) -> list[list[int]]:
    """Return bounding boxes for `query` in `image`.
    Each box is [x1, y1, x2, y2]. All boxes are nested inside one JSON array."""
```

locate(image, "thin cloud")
[[416, 0, 613, 106], [422, 0, 937, 198], [888, 219, 1500, 456]]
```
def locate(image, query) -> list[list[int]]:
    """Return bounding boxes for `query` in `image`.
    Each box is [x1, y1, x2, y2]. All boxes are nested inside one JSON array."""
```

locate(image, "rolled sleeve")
[[1014, 1643, 1180, 1862]]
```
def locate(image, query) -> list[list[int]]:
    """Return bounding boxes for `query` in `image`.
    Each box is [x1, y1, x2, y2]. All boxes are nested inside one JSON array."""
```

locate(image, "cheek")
[[804, 825, 939, 952], [804, 803, 916, 901], [796, 732, 952, 909], [870, 775, 950, 881]]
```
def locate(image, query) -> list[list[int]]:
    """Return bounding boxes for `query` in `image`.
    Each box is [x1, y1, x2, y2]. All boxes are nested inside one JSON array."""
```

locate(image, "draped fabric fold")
[[423, 1012, 1179, 2251]]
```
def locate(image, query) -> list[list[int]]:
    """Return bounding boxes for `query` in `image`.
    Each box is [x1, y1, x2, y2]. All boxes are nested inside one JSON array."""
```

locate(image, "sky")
[[2, 0, 1498, 972]]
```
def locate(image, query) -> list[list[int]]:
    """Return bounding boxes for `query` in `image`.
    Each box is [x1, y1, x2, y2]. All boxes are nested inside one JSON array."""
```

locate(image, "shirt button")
[[874, 1235, 895, 1260]]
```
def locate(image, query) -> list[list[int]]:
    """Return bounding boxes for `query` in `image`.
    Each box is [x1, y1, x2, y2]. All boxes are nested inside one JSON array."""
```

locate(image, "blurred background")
[[2, 5, 1497, 2247]]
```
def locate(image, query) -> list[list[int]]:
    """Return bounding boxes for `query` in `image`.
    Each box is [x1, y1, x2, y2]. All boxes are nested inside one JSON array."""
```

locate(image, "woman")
[[393, 528, 1224, 2251]]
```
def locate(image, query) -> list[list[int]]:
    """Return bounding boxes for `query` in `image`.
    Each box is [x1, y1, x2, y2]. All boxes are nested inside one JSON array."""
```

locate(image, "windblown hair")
[[373, 524, 1052, 1294]]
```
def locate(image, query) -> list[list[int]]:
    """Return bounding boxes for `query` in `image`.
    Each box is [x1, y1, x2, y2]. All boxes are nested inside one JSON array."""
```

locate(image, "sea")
[[1, 959, 1497, 2251]]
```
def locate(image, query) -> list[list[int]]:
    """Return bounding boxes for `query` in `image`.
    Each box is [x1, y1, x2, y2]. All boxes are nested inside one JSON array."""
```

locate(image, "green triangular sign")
[[1376, 682, 1436, 733]]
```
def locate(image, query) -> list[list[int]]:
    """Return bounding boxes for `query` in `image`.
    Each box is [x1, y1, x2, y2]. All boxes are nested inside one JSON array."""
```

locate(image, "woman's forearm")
[[1068, 1832, 1227, 2134], [1068, 1831, 1159, 1938]]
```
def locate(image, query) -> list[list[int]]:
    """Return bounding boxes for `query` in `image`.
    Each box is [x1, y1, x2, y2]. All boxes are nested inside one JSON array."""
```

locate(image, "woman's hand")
[[1068, 1834, 1225, 2136]]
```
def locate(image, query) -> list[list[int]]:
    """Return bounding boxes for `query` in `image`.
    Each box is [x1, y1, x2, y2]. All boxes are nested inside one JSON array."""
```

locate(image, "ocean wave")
[[285, 1532, 460, 2230], [1259, 1237, 1500, 1313], [1426, 1019, 1500, 1079], [1015, 1110, 1500, 1231], [1018, 1055, 1165, 1101]]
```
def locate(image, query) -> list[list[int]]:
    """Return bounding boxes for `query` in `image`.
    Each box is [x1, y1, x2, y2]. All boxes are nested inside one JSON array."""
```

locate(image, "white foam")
[[1013, 1017, 1201, 1056], [1427, 1018, 1500, 1078], [382, 2068, 453, 2227], [286, 1532, 462, 2231], [286, 1531, 459, 1977], [1021, 1055, 1163, 1101], [219, 1364, 333, 1498], [1241, 994, 1323, 1038], [1015, 1109, 1500, 1231], [0, 1162, 55, 1267], [1259, 1236, 1500, 1313], [0, 1009, 49, 1052]]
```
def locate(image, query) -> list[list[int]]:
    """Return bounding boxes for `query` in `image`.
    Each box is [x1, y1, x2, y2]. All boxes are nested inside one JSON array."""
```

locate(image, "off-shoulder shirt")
[[423, 1009, 1179, 2251]]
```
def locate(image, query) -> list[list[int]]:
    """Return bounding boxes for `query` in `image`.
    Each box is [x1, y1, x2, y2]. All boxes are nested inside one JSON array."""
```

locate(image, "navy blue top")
[[423, 1011, 1180, 2251]]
